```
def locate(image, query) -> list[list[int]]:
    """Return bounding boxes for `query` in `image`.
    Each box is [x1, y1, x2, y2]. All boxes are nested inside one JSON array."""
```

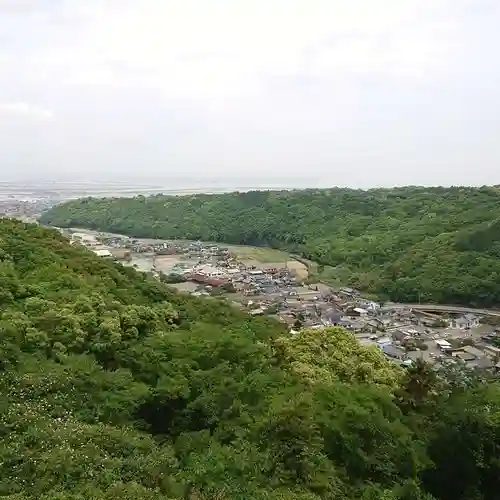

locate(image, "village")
[[65, 228, 500, 374]]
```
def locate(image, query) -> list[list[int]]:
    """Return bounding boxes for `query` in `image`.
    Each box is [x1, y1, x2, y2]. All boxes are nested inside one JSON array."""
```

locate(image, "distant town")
[[0, 180, 185, 222], [62, 227, 500, 375]]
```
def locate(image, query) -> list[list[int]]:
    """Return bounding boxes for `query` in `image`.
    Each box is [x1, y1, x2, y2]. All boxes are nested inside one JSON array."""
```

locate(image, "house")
[[453, 314, 480, 329], [93, 248, 112, 258], [419, 316, 441, 327], [482, 344, 500, 358], [339, 318, 365, 333], [468, 357, 493, 370], [188, 274, 228, 287], [195, 264, 226, 278], [366, 318, 382, 330], [461, 345, 486, 359], [353, 307, 368, 316], [377, 336, 392, 346], [364, 301, 380, 312], [381, 344, 406, 360], [261, 265, 279, 273], [391, 329, 408, 342], [322, 310, 342, 326], [339, 287, 360, 297], [453, 351, 476, 362], [452, 346, 489, 366], [379, 317, 394, 329], [435, 339, 452, 352], [346, 307, 367, 317], [248, 270, 263, 276]]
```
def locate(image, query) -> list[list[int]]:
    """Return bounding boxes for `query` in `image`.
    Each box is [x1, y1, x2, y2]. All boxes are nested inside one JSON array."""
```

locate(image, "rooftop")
[[93, 248, 112, 257], [462, 345, 486, 359]]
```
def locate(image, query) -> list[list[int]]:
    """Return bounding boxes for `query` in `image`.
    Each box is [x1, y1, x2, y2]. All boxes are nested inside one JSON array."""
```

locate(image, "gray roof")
[[470, 357, 493, 369], [455, 351, 476, 361], [382, 345, 406, 359], [464, 313, 478, 320], [324, 309, 342, 322], [462, 345, 485, 358]]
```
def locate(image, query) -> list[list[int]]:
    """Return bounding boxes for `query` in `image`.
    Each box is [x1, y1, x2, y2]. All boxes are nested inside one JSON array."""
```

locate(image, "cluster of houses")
[[170, 256, 303, 298], [68, 232, 131, 260], [338, 302, 500, 372], [66, 229, 500, 373], [0, 196, 56, 221]]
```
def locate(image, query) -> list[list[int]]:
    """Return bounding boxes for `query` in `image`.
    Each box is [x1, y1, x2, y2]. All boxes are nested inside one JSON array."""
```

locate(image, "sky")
[[0, 0, 499, 188]]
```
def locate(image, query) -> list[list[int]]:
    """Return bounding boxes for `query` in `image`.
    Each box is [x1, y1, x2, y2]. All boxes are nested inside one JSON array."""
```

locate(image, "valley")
[[59, 227, 500, 373]]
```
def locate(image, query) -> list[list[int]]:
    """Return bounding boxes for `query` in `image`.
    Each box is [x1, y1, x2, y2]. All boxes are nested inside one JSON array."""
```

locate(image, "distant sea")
[[0, 177, 322, 201], [0, 175, 323, 190]]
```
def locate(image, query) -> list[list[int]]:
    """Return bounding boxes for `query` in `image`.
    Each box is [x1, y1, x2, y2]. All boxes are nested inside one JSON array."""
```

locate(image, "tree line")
[[1, 218, 500, 499], [40, 186, 500, 306]]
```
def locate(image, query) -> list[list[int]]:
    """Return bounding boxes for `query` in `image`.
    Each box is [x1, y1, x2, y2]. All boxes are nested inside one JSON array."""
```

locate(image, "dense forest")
[[1, 218, 500, 499], [41, 186, 500, 306]]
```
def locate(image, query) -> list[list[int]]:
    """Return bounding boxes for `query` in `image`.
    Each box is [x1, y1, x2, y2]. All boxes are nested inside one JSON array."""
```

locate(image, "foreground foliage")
[[1, 219, 500, 499], [40, 186, 500, 306]]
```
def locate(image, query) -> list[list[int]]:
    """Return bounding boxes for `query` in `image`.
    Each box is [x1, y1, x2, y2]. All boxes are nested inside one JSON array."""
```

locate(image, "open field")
[[283, 260, 309, 279], [222, 244, 291, 262], [223, 244, 309, 279], [154, 254, 197, 271]]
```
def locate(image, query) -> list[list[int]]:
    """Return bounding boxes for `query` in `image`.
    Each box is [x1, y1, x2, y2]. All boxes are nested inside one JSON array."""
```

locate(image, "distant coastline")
[[0, 183, 300, 203]]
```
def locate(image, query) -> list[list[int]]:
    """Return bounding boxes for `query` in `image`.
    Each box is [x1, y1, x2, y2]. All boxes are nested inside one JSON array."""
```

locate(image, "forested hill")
[[1, 218, 500, 499], [41, 186, 500, 307]]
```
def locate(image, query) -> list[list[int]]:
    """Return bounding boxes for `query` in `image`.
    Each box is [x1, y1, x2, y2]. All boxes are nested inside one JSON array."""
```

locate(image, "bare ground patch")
[[239, 258, 308, 280], [285, 260, 309, 279]]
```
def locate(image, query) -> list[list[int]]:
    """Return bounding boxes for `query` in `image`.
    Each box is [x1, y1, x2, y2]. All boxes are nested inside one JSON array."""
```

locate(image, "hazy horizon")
[[1, 174, 499, 192], [1, 1, 500, 187]]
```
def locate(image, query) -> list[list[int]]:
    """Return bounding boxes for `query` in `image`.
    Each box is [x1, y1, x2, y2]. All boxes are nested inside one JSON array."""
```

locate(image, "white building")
[[435, 339, 452, 352], [452, 314, 480, 329], [194, 264, 227, 278], [353, 307, 368, 316], [93, 248, 112, 258]]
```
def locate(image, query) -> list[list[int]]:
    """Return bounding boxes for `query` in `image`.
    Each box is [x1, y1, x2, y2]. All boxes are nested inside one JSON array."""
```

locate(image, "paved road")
[[382, 303, 500, 317]]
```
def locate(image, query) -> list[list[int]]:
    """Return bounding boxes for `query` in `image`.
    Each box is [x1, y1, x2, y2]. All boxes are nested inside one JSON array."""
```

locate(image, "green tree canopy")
[[1, 218, 500, 499]]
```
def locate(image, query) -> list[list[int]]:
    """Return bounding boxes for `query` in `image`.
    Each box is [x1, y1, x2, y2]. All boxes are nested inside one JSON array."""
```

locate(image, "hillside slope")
[[40, 186, 500, 306], [1, 219, 500, 499]]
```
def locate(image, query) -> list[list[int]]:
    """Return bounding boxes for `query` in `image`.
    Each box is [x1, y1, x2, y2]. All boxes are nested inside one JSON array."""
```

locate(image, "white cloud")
[[14, 0, 468, 100], [0, 101, 54, 120]]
